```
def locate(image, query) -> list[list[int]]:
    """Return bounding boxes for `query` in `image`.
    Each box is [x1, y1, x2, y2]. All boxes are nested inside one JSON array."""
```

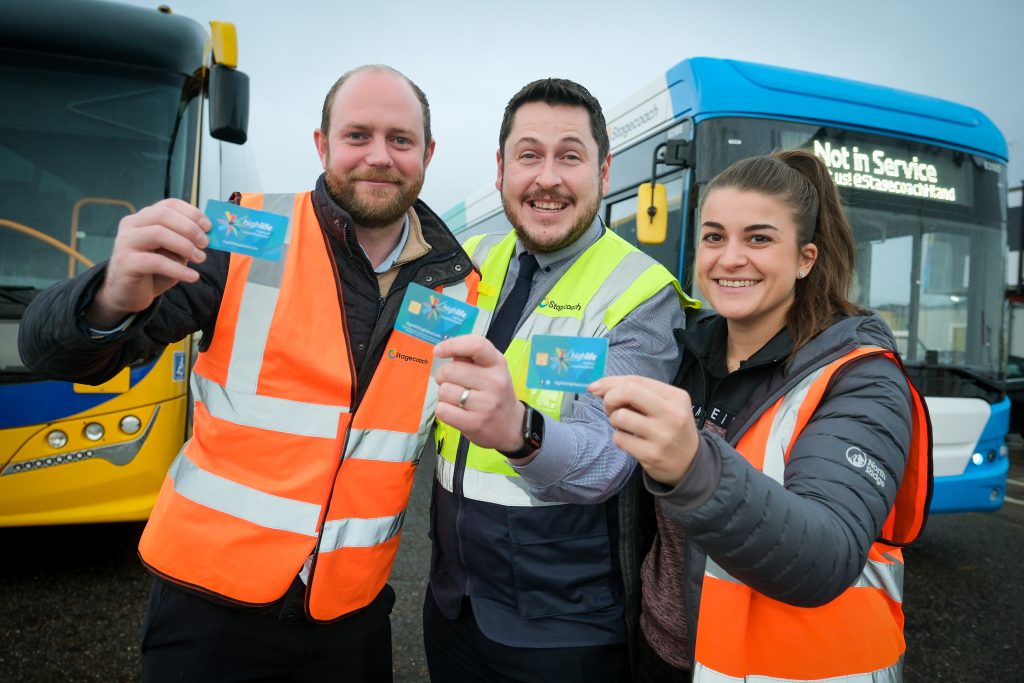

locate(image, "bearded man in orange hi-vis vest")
[[591, 150, 932, 682], [19, 65, 478, 682]]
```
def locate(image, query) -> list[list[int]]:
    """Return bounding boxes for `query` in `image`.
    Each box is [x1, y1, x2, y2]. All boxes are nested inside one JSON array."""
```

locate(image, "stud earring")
[[797, 270, 806, 279]]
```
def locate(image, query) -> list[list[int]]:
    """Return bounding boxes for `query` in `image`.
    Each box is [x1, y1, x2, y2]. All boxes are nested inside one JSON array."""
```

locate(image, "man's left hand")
[[433, 335, 528, 454]]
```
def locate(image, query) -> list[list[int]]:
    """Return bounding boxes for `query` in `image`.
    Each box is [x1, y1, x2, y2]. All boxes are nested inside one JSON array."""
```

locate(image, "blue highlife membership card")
[[204, 199, 288, 261], [394, 282, 479, 344], [526, 335, 608, 392]]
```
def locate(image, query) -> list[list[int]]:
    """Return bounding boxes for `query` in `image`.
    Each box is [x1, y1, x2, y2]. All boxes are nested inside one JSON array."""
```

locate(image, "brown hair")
[[498, 78, 609, 161], [699, 149, 858, 352]]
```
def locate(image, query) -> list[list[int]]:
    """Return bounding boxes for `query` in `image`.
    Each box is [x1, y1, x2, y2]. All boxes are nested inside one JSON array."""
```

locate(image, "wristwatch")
[[498, 401, 544, 460]]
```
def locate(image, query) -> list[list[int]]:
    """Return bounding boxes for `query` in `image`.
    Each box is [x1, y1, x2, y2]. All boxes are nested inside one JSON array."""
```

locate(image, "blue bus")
[[446, 57, 1009, 513]]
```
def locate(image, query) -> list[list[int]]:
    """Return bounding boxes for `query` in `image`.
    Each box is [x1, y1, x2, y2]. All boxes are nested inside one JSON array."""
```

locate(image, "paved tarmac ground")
[[2, 451, 1022, 681]]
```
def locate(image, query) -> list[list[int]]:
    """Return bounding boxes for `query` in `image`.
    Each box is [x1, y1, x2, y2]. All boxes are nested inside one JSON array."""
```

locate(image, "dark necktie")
[[486, 252, 540, 353]]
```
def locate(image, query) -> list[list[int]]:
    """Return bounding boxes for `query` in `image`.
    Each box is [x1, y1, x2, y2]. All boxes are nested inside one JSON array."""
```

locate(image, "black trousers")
[[141, 577, 395, 682], [422, 588, 629, 683]]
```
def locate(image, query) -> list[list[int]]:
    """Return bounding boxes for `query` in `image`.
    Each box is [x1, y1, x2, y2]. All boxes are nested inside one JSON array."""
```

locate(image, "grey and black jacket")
[[638, 311, 916, 665]]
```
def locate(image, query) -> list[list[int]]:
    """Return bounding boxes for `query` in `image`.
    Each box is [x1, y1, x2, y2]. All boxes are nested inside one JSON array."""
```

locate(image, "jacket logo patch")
[[387, 348, 428, 365], [847, 446, 886, 488], [845, 447, 867, 468]]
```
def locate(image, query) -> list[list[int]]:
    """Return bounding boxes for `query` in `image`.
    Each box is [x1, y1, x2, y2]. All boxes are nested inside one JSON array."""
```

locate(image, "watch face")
[[525, 407, 543, 448]]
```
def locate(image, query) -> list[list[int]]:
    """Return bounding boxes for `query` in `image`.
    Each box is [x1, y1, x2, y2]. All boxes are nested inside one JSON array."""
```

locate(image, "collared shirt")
[[364, 214, 410, 274], [496, 218, 686, 502], [375, 209, 432, 297]]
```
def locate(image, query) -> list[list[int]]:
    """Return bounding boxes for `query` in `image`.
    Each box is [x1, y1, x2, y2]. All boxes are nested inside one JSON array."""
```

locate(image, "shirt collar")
[[362, 214, 410, 274], [514, 216, 603, 269]]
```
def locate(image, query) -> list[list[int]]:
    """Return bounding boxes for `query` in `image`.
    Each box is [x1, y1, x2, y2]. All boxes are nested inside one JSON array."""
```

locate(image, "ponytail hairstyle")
[[699, 148, 859, 352]]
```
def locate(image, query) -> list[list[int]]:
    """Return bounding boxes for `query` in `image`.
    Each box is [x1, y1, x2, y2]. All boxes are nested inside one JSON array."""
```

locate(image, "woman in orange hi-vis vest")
[[591, 149, 932, 683]]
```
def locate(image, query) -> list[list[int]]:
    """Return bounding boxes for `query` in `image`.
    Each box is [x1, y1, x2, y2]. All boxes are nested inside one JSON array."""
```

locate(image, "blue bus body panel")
[[0, 361, 157, 429], [930, 397, 1010, 513], [666, 58, 1007, 161]]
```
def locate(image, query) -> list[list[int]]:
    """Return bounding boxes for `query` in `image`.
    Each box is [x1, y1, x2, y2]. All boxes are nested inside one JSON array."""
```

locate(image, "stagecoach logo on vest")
[[538, 297, 582, 312], [387, 348, 428, 365]]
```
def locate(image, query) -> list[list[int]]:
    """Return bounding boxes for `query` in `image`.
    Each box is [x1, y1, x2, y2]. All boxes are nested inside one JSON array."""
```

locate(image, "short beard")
[[503, 192, 600, 253], [324, 166, 423, 229]]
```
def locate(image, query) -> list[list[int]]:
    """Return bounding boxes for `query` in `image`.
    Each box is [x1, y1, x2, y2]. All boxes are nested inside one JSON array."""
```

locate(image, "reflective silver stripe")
[[346, 428, 428, 463], [348, 369, 438, 461], [518, 314, 606, 339], [761, 365, 828, 484], [854, 555, 905, 603], [703, 557, 742, 585], [436, 450, 456, 492], [466, 231, 508, 262], [192, 373, 346, 439], [441, 280, 469, 303], [226, 282, 279, 393], [693, 659, 902, 682], [225, 193, 297, 393], [319, 511, 405, 551], [471, 306, 493, 335], [705, 555, 904, 604], [169, 450, 320, 536], [577, 251, 659, 333], [514, 250, 656, 342], [435, 452, 562, 507]]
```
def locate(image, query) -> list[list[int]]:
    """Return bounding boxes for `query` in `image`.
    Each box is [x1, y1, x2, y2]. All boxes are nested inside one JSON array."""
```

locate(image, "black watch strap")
[[498, 402, 543, 459]]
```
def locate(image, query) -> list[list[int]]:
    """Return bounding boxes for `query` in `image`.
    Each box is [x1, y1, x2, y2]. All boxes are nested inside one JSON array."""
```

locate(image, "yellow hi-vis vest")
[[693, 346, 932, 682], [434, 228, 697, 507], [139, 192, 478, 621]]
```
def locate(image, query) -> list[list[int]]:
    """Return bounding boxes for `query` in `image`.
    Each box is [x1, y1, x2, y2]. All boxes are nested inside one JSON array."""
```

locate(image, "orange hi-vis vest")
[[693, 346, 932, 682], [138, 192, 478, 621]]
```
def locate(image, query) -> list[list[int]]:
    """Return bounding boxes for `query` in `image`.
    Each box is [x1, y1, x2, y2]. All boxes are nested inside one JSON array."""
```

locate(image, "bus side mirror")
[[208, 64, 249, 145], [637, 182, 667, 244]]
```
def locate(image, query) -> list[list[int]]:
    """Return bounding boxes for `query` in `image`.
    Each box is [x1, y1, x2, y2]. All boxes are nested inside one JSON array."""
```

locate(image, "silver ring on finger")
[[458, 387, 471, 409]]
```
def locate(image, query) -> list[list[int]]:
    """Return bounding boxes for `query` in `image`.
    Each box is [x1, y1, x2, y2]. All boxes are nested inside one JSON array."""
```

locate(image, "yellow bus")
[[0, 0, 252, 525]]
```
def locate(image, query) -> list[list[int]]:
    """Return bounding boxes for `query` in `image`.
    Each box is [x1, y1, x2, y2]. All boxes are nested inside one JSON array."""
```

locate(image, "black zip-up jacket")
[[17, 177, 475, 616], [19, 175, 475, 407]]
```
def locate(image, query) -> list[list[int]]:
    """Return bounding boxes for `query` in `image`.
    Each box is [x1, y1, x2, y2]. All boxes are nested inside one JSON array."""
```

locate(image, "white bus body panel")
[[926, 397, 990, 477]]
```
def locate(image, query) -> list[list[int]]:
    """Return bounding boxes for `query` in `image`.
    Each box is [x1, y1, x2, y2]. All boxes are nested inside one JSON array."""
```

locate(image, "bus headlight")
[[987, 449, 997, 462], [84, 422, 105, 441], [119, 415, 142, 435], [46, 430, 68, 449], [971, 452, 984, 466]]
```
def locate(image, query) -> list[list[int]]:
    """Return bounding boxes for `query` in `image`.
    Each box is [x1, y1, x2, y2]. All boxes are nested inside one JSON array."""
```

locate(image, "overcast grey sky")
[[119, 0, 1024, 212]]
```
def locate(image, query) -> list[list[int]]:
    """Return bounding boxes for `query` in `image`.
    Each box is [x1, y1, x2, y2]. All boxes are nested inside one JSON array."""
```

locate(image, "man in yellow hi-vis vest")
[[423, 78, 698, 683]]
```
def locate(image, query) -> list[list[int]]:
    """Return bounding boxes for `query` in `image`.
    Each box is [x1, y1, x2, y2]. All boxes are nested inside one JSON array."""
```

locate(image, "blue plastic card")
[[394, 282, 479, 344], [204, 199, 288, 261], [526, 335, 608, 392]]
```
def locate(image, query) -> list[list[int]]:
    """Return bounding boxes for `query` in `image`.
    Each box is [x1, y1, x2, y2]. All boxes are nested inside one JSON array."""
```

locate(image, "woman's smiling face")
[[696, 187, 817, 336]]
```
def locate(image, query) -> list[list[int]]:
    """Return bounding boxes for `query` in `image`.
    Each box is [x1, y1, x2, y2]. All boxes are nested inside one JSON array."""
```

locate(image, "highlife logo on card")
[[216, 210, 275, 239], [409, 295, 469, 322], [535, 346, 598, 373]]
